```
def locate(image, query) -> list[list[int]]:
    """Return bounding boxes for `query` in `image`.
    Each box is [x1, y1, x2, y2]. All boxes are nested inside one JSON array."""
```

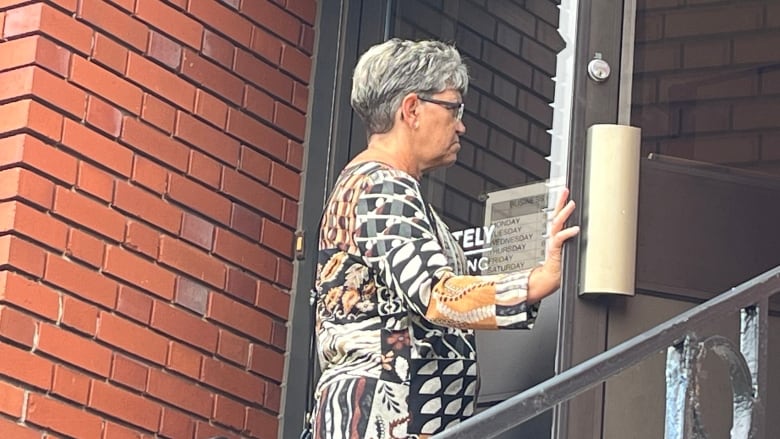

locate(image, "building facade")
[[0, 1, 778, 439]]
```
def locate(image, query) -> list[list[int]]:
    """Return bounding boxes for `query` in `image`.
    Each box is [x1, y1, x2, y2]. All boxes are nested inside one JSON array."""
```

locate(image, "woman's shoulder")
[[340, 161, 418, 187]]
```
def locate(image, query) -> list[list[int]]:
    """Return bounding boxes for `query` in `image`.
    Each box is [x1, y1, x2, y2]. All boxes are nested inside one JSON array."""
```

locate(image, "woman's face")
[[415, 89, 466, 172]]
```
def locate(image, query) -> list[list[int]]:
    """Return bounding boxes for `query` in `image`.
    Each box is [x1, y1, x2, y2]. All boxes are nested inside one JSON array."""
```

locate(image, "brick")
[[97, 311, 168, 365], [286, 0, 316, 25], [249, 343, 284, 382], [0, 201, 68, 251], [260, 218, 293, 257], [174, 277, 209, 315], [207, 291, 273, 343], [166, 340, 203, 379], [257, 281, 289, 320], [70, 56, 142, 114], [26, 394, 103, 438], [187, 150, 222, 189], [152, 300, 219, 352], [127, 52, 195, 110], [77, 161, 115, 203], [234, 49, 293, 101], [52, 364, 90, 405], [664, 5, 762, 38], [201, 28, 234, 69], [0, 66, 86, 118], [241, 0, 299, 44], [180, 213, 214, 250], [245, 406, 278, 439], [300, 24, 315, 55], [239, 145, 272, 183], [61, 295, 98, 335], [37, 323, 112, 376], [0, 305, 37, 347], [103, 246, 175, 300], [281, 198, 298, 228], [0, 271, 59, 320], [92, 32, 129, 74], [213, 394, 244, 430], [121, 117, 189, 171], [0, 35, 43, 72], [213, 228, 276, 281], [217, 328, 250, 366], [221, 168, 283, 219], [0, 167, 54, 210], [0, 379, 26, 417], [116, 284, 154, 324], [0, 342, 53, 390], [53, 186, 125, 242], [280, 45, 311, 83], [124, 220, 159, 259], [194, 422, 236, 439], [287, 140, 304, 171], [158, 236, 225, 288], [0, 235, 46, 278], [270, 161, 301, 200], [0, 99, 63, 142], [265, 381, 281, 413], [194, 89, 228, 128], [147, 30, 182, 70], [110, 353, 149, 391], [680, 104, 729, 135], [140, 93, 176, 134], [159, 407, 196, 439], [244, 84, 274, 122], [131, 155, 168, 195], [682, 39, 730, 69], [61, 119, 134, 177], [167, 174, 231, 225], [135, 0, 203, 49], [89, 380, 161, 431], [734, 99, 780, 129], [103, 422, 144, 439], [4, 3, 93, 55], [181, 49, 244, 104], [276, 258, 293, 288], [66, 228, 104, 268], [250, 26, 282, 64], [78, 0, 148, 50], [0, 417, 40, 439], [189, 0, 251, 47], [201, 356, 263, 403], [226, 108, 287, 160], [270, 320, 286, 349], [229, 203, 262, 241], [84, 95, 123, 138], [175, 112, 240, 165], [114, 181, 182, 234], [291, 81, 309, 112], [146, 369, 213, 418]]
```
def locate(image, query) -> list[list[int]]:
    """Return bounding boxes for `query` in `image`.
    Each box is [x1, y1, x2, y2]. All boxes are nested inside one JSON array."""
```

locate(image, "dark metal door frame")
[[553, 0, 632, 438]]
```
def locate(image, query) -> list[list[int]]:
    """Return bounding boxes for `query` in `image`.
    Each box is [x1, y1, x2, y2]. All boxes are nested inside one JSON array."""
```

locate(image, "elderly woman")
[[312, 39, 579, 438]]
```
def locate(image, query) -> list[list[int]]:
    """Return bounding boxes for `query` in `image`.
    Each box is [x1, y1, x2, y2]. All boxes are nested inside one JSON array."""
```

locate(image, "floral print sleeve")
[[355, 168, 537, 330]]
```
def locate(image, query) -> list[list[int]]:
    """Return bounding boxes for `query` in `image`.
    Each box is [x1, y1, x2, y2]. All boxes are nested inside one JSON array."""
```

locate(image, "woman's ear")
[[399, 93, 419, 129]]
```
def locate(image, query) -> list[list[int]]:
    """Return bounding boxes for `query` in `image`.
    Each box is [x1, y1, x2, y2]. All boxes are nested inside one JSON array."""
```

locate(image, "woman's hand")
[[527, 188, 580, 303]]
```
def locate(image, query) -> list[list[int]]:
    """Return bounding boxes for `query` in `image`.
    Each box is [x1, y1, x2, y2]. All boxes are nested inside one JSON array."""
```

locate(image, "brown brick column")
[[0, 0, 314, 437]]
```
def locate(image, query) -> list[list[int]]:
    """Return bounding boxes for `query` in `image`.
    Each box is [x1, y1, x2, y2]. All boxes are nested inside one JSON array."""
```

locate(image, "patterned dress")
[[313, 162, 538, 438]]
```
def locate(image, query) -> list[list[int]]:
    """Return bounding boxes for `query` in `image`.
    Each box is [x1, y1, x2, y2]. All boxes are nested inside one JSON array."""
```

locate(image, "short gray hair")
[[351, 39, 469, 136]]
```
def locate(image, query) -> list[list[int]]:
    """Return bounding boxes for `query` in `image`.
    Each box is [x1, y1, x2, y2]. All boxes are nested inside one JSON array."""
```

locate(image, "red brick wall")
[[0, 1, 314, 438], [632, 0, 780, 175]]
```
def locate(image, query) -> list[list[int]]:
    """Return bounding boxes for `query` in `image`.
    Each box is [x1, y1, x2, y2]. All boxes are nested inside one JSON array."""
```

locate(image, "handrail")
[[433, 266, 780, 438]]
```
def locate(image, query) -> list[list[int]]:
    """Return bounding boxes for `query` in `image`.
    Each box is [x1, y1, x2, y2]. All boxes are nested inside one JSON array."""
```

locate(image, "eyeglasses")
[[418, 95, 464, 121]]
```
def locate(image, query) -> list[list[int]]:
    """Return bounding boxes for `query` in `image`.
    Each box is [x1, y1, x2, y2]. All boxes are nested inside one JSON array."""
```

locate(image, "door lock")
[[587, 53, 611, 83]]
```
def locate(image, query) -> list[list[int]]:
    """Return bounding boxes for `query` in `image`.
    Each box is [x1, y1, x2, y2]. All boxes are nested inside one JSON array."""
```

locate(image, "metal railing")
[[434, 266, 780, 439]]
